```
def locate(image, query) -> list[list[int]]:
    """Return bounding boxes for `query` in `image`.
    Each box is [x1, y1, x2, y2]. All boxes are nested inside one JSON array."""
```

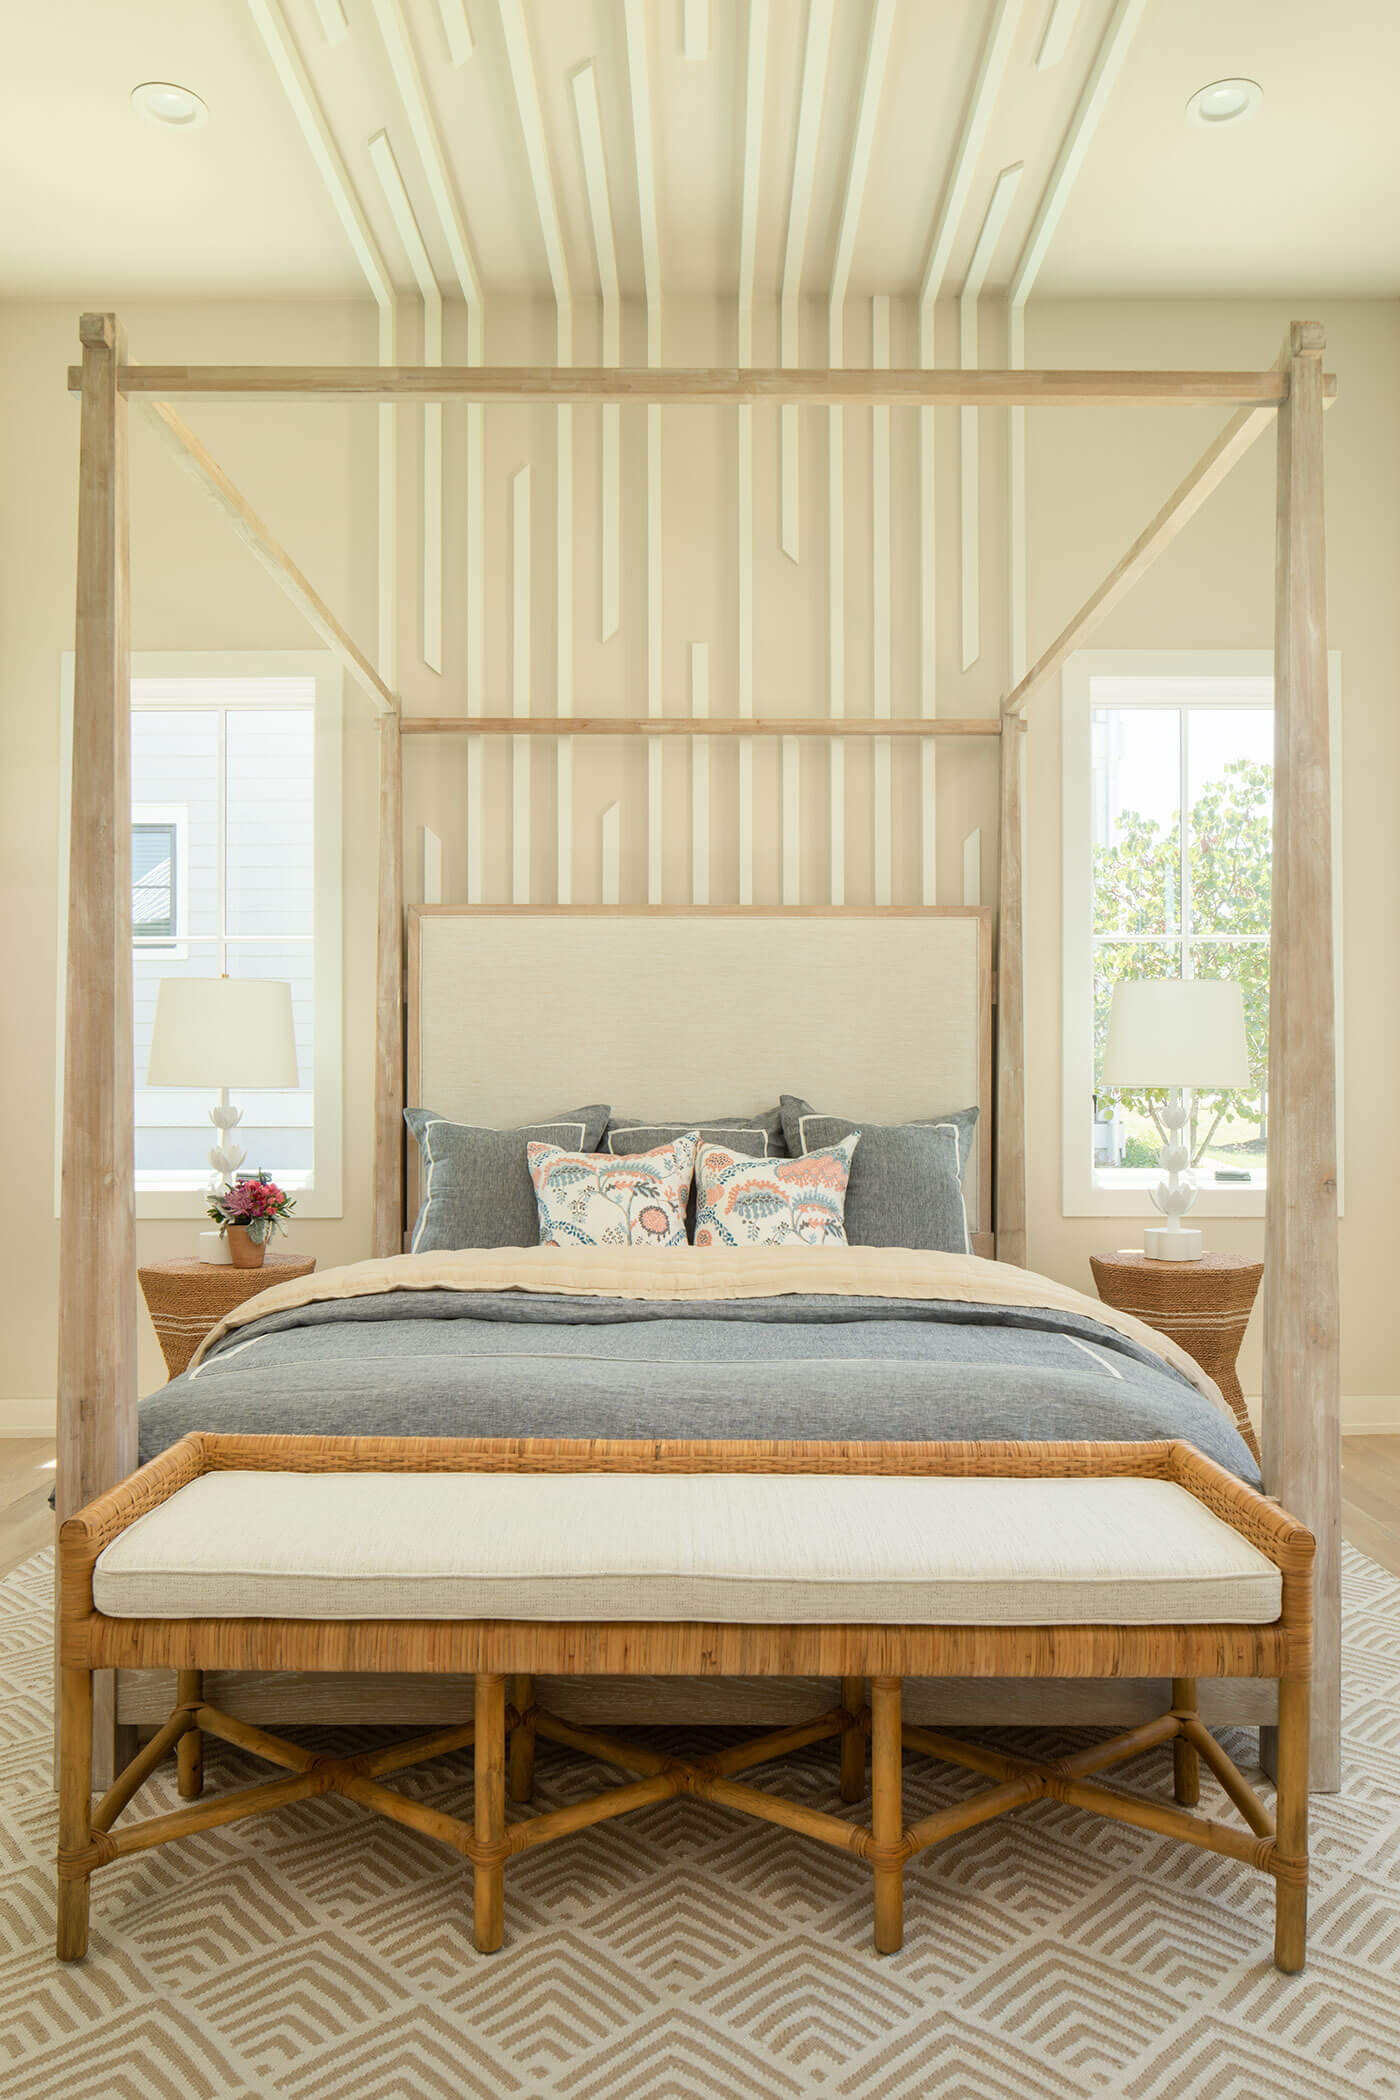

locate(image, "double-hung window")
[[57, 652, 343, 1218], [1061, 650, 1341, 1219]]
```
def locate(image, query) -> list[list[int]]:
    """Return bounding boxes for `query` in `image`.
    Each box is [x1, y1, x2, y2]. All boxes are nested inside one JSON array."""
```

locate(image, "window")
[[132, 815, 182, 945], [57, 653, 343, 1219], [1062, 651, 1341, 1220]]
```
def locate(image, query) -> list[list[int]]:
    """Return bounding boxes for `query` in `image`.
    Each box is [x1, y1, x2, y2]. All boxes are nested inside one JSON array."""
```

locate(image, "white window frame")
[[132, 803, 190, 957], [56, 650, 344, 1220], [1061, 648, 1343, 1221]]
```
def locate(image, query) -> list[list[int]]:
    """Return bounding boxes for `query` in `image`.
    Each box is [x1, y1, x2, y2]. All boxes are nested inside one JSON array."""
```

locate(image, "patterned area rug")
[[3, 1548, 1399, 2100]]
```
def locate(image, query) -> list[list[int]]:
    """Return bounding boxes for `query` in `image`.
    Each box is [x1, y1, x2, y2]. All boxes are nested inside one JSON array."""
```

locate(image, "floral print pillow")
[[693, 1134, 859, 1247], [528, 1131, 698, 1248]]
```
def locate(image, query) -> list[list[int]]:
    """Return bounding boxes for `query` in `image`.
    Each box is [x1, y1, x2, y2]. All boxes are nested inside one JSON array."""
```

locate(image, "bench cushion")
[[91, 1472, 1282, 1626]]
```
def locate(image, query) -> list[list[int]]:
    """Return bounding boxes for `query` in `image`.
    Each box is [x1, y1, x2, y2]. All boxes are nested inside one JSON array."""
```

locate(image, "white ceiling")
[[2, 0, 1396, 310]]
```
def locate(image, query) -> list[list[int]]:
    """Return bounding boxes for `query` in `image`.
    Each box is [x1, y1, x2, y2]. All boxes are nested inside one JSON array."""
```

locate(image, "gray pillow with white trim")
[[406, 1105, 611, 1251], [780, 1096, 976, 1254], [605, 1107, 787, 1159]]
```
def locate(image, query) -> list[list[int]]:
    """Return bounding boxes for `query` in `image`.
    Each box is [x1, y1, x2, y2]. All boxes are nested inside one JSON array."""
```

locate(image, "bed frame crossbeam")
[[58, 316, 1340, 1796]]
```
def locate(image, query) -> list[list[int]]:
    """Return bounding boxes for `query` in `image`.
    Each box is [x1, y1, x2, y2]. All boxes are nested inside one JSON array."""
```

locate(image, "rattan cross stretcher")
[[56, 1433, 1314, 1973]]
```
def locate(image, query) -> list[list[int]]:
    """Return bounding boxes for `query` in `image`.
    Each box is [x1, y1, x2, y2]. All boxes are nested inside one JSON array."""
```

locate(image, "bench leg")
[[177, 1670, 204, 1800], [870, 1677, 904, 1955], [473, 1673, 507, 1954], [56, 1667, 93, 1962], [1274, 1675, 1310, 1973], [509, 1674, 536, 1803], [840, 1677, 867, 1803], [1171, 1676, 1200, 1806]]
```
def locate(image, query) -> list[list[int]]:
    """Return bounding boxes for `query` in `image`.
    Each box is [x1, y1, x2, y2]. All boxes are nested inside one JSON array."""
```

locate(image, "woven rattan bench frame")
[[56, 1433, 1314, 1972]]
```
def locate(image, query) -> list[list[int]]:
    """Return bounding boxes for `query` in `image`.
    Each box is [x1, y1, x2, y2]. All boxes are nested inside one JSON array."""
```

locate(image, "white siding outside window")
[[1061, 650, 1342, 1221], [56, 653, 343, 1219]]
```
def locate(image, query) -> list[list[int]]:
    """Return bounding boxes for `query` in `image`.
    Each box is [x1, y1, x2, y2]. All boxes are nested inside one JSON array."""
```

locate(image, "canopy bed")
[[58, 317, 1339, 1792]]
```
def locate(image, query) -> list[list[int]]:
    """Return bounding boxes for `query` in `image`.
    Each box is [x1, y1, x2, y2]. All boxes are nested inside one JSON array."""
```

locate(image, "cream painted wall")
[[1, 292, 1393, 1427]]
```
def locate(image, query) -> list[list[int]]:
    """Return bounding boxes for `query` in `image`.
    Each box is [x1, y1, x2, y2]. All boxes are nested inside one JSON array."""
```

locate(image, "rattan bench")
[[56, 1432, 1314, 1972]]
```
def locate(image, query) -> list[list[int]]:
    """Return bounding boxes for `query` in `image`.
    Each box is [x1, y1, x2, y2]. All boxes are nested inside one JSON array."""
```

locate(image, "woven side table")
[[1089, 1250, 1262, 1462], [139, 1254, 316, 1379]]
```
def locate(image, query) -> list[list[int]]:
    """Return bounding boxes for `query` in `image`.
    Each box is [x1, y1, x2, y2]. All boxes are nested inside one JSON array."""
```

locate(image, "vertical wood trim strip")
[[996, 722, 1027, 1265], [959, 165, 1023, 674], [511, 466, 532, 904], [557, 406, 574, 903], [437, 0, 473, 64], [872, 294, 892, 907], [625, 0, 664, 904], [1007, 302, 1028, 685], [1264, 323, 1339, 1792], [572, 63, 621, 641], [917, 0, 1021, 898], [828, 403, 845, 903], [737, 0, 766, 905], [961, 827, 982, 905], [600, 802, 620, 904], [59, 313, 137, 1784], [373, 712, 405, 1258], [683, 0, 708, 59], [422, 826, 443, 904], [782, 737, 801, 905], [690, 642, 710, 905], [779, 0, 834, 563], [362, 1, 487, 889], [368, 131, 443, 675]]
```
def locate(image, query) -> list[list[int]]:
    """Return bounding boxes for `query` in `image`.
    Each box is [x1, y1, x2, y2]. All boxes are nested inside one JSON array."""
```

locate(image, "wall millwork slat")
[[962, 827, 982, 906], [369, 131, 443, 677], [690, 643, 710, 905], [499, 0, 574, 905], [917, 0, 1023, 901], [872, 295, 893, 907], [572, 63, 622, 644], [683, 0, 708, 60], [1007, 0, 1146, 681], [1035, 0, 1083, 67], [313, 0, 348, 44], [367, 0, 487, 894], [247, 0, 399, 694], [437, 0, 473, 65], [423, 827, 444, 905], [600, 802, 621, 904], [624, 0, 664, 904], [779, 0, 834, 565], [511, 465, 532, 904], [959, 163, 1023, 674], [736, 0, 767, 906], [825, 0, 895, 908]]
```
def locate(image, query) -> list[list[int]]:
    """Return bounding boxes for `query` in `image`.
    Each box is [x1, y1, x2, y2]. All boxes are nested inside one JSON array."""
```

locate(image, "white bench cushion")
[[91, 1472, 1281, 1626]]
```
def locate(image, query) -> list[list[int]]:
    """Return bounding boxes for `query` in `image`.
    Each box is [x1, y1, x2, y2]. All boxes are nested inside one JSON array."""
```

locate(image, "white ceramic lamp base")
[[1142, 1223, 1203, 1263]]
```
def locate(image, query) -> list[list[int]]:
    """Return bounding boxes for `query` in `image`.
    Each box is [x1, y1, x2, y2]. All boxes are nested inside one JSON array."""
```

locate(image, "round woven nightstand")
[[1089, 1250, 1262, 1461], [139, 1253, 316, 1379]]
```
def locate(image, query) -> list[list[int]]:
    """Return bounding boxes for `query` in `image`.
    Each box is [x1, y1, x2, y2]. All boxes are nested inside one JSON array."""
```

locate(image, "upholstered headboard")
[[406, 907, 995, 1242]]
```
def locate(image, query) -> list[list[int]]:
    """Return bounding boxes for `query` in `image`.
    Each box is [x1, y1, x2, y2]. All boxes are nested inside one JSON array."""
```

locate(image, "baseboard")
[[0, 1412, 56, 1439], [1342, 1399, 1400, 1436]]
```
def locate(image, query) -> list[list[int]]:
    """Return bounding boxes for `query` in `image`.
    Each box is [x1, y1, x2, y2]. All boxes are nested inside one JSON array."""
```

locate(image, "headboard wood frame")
[[406, 905, 994, 1253]]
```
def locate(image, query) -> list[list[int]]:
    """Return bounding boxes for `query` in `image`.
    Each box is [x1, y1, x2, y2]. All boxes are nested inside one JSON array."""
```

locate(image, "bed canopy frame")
[[59, 314, 1339, 1790]]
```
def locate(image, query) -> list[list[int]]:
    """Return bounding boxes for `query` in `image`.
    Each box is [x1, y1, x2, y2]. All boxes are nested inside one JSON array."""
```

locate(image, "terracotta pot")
[[226, 1226, 266, 1270]]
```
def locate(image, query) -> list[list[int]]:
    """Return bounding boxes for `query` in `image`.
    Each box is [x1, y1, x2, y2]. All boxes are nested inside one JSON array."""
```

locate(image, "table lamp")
[[1100, 978, 1251, 1261], [147, 977, 299, 1261]]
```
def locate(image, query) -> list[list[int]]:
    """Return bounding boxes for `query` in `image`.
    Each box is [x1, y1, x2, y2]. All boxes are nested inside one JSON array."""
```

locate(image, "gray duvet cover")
[[140, 1287, 1259, 1485]]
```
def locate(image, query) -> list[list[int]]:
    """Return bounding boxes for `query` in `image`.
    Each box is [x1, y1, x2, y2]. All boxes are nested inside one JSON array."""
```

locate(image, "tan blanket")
[[189, 1245, 1231, 1424]]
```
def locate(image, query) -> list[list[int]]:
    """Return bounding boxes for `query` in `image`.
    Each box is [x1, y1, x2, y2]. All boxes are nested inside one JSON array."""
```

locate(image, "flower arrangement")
[[207, 1172, 295, 1246]]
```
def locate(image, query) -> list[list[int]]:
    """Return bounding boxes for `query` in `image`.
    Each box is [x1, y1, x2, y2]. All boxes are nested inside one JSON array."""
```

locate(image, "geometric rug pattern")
[[3, 1546, 1399, 2100]]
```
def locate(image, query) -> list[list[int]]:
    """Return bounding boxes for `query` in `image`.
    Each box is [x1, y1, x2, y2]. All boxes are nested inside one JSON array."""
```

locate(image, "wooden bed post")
[[57, 314, 139, 1787], [372, 710, 405, 1257], [1262, 322, 1339, 1793], [995, 720, 1027, 1265]]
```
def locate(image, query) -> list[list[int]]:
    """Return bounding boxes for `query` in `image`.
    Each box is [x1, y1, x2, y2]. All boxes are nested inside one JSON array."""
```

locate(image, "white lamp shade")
[[147, 977, 299, 1090], [1101, 978, 1251, 1091]]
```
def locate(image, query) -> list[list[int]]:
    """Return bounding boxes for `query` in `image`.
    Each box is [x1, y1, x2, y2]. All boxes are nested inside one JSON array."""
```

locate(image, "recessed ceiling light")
[[1185, 77, 1262, 128], [130, 81, 209, 129]]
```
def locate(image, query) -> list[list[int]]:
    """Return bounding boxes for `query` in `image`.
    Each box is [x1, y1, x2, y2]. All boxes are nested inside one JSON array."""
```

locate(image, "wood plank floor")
[[3, 1436, 1399, 1582]]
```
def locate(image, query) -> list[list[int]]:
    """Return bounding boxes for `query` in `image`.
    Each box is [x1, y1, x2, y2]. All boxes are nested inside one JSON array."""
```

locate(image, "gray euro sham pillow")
[[779, 1096, 976, 1254], [406, 1105, 611, 1251], [604, 1107, 787, 1159]]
